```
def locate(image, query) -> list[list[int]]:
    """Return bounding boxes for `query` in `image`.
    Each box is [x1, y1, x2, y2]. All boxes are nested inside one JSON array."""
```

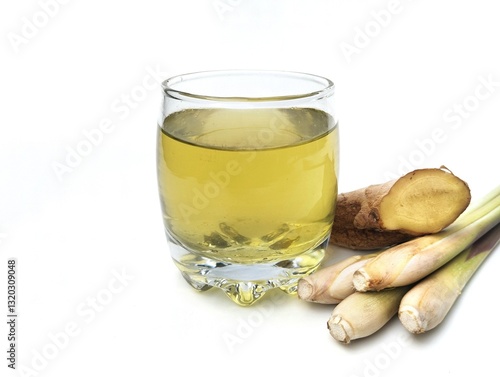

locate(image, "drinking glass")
[[156, 70, 339, 305]]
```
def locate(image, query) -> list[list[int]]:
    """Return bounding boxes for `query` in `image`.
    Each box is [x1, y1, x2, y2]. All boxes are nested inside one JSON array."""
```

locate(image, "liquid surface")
[[157, 108, 339, 263]]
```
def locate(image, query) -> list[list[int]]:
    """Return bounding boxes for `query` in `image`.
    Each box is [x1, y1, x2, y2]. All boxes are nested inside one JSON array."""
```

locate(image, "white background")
[[1, 1, 499, 376]]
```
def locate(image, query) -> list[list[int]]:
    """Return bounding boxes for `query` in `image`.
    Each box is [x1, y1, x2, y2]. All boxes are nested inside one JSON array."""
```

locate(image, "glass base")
[[167, 234, 328, 306]]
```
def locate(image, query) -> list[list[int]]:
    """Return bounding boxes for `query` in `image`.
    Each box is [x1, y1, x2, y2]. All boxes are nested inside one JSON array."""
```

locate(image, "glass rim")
[[161, 69, 335, 103]]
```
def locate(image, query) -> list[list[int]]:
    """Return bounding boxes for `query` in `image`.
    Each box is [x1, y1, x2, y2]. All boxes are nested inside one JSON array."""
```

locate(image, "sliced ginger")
[[330, 167, 471, 250]]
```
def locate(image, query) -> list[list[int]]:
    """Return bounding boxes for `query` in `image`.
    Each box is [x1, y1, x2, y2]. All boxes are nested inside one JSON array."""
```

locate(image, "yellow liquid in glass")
[[157, 108, 338, 264]]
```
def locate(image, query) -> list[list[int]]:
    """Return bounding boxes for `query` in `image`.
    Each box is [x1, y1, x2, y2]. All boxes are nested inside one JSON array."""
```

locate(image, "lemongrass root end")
[[327, 315, 353, 344], [352, 269, 371, 292], [297, 279, 314, 301], [399, 305, 426, 334]]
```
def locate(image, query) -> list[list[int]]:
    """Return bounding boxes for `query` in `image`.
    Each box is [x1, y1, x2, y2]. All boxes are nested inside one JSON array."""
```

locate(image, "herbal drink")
[[156, 70, 338, 305], [158, 108, 338, 265]]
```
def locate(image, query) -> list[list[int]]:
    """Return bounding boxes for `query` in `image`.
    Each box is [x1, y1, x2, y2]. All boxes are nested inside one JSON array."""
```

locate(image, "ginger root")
[[330, 167, 471, 250]]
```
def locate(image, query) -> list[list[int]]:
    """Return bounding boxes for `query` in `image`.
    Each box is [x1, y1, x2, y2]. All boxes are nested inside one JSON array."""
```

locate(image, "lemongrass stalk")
[[399, 223, 500, 334], [327, 286, 410, 344], [353, 186, 500, 292], [297, 252, 380, 304]]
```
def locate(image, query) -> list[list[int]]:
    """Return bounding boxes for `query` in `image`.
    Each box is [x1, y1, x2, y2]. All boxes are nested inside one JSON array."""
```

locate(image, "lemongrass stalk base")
[[398, 305, 427, 334], [328, 316, 355, 344]]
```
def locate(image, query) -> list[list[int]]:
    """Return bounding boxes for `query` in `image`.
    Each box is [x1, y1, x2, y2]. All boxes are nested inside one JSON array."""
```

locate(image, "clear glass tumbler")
[[156, 70, 339, 305]]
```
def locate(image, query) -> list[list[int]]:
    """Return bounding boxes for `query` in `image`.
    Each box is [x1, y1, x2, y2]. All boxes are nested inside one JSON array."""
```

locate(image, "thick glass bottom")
[[167, 232, 328, 306]]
